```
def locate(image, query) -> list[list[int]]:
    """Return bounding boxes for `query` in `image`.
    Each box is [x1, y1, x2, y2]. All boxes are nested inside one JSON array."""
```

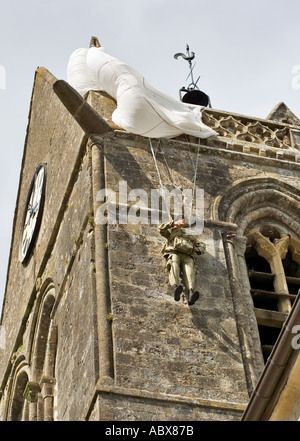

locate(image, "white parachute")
[[67, 46, 217, 139]]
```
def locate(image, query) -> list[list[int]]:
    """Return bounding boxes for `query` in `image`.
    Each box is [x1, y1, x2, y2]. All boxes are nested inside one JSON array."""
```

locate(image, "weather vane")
[[174, 44, 200, 91], [174, 44, 211, 107]]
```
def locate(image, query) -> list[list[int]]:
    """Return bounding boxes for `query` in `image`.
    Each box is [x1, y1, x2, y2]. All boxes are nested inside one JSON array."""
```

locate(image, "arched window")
[[3, 284, 57, 421], [32, 290, 56, 380], [213, 177, 300, 391], [30, 287, 57, 421], [10, 369, 29, 421], [245, 228, 300, 362]]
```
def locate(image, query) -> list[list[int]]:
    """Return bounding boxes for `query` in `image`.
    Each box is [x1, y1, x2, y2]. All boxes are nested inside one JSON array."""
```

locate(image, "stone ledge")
[[85, 381, 247, 420], [94, 131, 300, 172]]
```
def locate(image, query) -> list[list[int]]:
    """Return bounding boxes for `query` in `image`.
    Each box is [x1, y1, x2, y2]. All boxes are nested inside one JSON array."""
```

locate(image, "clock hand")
[[24, 202, 39, 229]]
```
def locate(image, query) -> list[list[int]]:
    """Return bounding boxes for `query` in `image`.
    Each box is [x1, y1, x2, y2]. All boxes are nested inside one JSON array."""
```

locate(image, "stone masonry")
[[0, 63, 300, 421]]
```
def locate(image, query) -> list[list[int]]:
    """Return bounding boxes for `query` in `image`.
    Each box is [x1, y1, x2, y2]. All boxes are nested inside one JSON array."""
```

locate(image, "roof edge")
[[242, 291, 300, 421]]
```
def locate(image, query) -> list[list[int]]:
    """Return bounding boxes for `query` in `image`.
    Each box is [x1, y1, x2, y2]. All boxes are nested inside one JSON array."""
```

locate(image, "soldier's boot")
[[172, 284, 183, 301], [188, 289, 199, 305]]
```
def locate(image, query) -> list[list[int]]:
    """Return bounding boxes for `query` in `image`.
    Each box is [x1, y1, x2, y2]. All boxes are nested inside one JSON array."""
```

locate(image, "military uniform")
[[158, 220, 206, 305]]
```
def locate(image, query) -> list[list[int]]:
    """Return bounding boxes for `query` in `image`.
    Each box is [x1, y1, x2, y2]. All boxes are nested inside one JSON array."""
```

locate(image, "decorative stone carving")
[[202, 109, 297, 151], [246, 230, 293, 313]]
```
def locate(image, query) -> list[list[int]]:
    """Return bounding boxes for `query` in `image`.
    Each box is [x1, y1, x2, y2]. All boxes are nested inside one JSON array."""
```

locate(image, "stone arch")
[[29, 281, 57, 420], [212, 177, 300, 235], [8, 360, 30, 421], [31, 285, 56, 382], [213, 176, 300, 391], [289, 236, 300, 266], [213, 177, 300, 310]]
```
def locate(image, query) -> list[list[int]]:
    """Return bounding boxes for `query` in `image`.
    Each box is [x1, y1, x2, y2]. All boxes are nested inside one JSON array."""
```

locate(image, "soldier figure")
[[158, 219, 206, 305]]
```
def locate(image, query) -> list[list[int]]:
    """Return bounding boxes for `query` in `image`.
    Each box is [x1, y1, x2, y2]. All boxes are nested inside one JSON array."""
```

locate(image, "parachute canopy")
[[67, 46, 217, 139]]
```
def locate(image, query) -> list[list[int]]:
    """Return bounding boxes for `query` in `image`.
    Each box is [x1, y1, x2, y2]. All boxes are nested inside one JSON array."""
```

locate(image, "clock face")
[[19, 164, 46, 263]]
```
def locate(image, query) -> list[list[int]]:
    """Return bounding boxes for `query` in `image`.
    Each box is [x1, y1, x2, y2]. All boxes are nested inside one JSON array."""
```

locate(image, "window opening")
[[245, 233, 300, 363], [258, 325, 282, 362], [10, 371, 29, 421], [283, 248, 300, 295], [245, 247, 275, 308]]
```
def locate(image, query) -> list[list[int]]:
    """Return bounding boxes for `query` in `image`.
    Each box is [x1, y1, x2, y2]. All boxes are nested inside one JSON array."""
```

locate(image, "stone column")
[[253, 232, 291, 313], [234, 235, 265, 377], [91, 139, 114, 383], [23, 381, 40, 421], [44, 323, 57, 379], [222, 231, 258, 395], [41, 377, 55, 421]]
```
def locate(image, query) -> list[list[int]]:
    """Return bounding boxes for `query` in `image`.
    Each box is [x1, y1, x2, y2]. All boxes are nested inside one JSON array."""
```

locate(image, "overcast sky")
[[0, 0, 299, 316]]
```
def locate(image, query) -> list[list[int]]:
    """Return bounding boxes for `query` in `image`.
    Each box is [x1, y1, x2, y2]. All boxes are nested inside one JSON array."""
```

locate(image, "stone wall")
[[0, 68, 91, 419], [85, 125, 300, 420], [0, 67, 86, 382], [1, 69, 300, 421], [98, 133, 249, 405]]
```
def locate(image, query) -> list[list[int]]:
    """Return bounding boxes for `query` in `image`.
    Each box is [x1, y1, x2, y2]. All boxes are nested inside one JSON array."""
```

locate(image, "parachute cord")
[[149, 137, 200, 223], [149, 138, 173, 222], [191, 140, 200, 204], [149, 138, 164, 191]]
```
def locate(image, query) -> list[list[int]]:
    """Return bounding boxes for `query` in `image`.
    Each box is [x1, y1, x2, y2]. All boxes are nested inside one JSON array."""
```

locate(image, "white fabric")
[[67, 46, 218, 139]]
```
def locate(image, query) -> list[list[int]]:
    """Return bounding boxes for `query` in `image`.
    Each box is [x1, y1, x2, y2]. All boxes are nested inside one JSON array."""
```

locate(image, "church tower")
[[1, 38, 300, 421]]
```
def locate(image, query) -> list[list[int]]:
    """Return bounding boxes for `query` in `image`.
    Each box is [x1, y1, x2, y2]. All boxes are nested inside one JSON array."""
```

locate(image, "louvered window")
[[245, 229, 300, 363]]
